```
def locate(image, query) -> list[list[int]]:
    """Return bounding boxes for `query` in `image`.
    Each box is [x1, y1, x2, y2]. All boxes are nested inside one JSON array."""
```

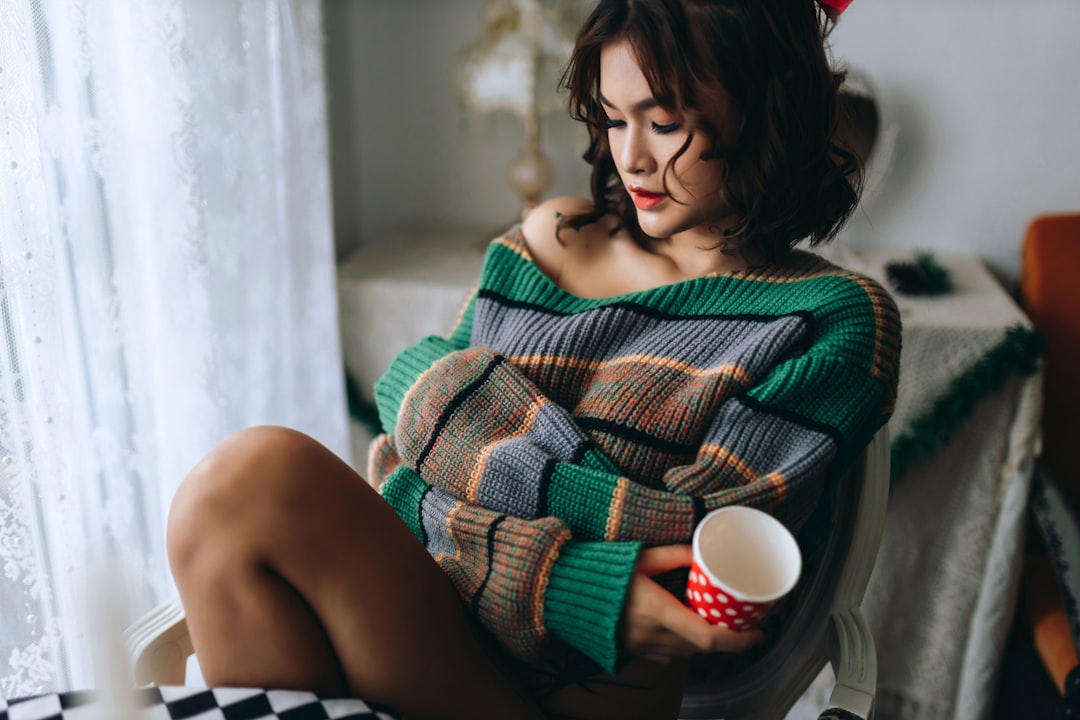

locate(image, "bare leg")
[[167, 425, 544, 720]]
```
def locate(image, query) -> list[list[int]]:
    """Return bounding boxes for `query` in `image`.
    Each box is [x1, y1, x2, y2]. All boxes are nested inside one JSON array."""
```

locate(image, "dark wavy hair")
[[558, 0, 861, 263]]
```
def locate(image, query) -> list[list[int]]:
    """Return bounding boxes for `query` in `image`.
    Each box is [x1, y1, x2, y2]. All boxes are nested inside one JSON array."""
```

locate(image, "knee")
[[167, 426, 325, 574]]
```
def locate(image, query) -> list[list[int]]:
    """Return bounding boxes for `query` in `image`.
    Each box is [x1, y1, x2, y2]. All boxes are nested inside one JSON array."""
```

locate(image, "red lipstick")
[[630, 187, 666, 210]]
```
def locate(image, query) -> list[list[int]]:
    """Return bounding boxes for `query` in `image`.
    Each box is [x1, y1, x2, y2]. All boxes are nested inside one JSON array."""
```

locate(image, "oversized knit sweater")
[[370, 225, 901, 676]]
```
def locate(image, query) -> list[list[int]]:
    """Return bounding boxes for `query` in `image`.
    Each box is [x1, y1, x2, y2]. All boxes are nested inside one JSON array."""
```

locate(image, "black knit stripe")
[[692, 496, 708, 527], [474, 297, 815, 382], [415, 355, 507, 470], [478, 288, 816, 324], [418, 485, 432, 547], [536, 457, 557, 517], [736, 394, 844, 447], [571, 440, 598, 465], [577, 417, 697, 455], [471, 515, 509, 610]]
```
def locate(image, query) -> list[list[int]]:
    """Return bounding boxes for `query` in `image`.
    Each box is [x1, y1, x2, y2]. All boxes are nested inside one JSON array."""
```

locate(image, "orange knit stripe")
[[494, 232, 530, 260], [833, 269, 901, 408], [510, 354, 752, 385], [466, 397, 547, 501], [399, 361, 447, 428], [762, 471, 789, 502], [438, 501, 466, 564], [604, 477, 631, 541], [466, 444, 497, 503], [532, 526, 573, 640], [698, 444, 758, 484]]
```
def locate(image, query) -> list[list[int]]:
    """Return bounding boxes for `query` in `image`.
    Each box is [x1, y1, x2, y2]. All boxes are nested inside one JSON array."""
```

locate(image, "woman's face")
[[599, 39, 733, 241]]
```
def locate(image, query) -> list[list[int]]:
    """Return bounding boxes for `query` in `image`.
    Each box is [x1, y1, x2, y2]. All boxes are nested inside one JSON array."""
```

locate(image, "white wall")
[[324, 0, 592, 259], [830, 0, 1080, 285], [325, 0, 1080, 286]]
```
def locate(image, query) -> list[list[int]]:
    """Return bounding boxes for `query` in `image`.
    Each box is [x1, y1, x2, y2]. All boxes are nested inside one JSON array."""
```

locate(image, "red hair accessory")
[[817, 0, 852, 18]]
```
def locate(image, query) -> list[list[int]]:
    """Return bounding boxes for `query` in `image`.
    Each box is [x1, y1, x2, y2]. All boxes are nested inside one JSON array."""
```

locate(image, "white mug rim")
[[691, 506, 802, 604]]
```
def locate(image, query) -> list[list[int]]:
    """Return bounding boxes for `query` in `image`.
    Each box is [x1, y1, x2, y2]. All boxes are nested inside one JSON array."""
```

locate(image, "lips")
[[630, 188, 666, 210]]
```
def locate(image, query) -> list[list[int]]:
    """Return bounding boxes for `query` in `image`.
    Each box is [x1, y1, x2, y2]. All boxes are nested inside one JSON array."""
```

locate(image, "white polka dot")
[[717, 620, 730, 628], [717, 594, 729, 603], [703, 592, 713, 603], [726, 608, 737, 616], [698, 608, 708, 618], [743, 605, 755, 612], [693, 591, 702, 602], [733, 618, 745, 625], [709, 609, 722, 618], [689, 571, 698, 584], [685, 588, 694, 599]]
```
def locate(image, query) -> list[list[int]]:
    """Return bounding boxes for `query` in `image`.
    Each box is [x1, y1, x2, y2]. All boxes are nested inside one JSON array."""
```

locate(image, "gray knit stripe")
[[472, 299, 811, 377], [475, 401, 590, 518], [420, 486, 460, 557], [527, 399, 593, 459], [699, 398, 837, 486]]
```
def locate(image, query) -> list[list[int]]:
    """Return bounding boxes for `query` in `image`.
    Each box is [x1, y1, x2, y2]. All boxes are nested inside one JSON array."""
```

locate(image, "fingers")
[[634, 544, 693, 576], [626, 573, 764, 659], [623, 555, 765, 665], [663, 586, 765, 654]]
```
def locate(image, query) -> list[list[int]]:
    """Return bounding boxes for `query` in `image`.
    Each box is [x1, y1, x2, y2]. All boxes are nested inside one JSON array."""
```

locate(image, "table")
[[337, 230, 1043, 720], [820, 244, 1041, 720]]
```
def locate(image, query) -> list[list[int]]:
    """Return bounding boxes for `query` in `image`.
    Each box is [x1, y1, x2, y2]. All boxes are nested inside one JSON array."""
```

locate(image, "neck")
[[649, 227, 763, 278]]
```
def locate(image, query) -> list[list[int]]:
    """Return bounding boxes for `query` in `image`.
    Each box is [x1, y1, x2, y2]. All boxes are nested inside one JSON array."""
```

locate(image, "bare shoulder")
[[521, 196, 614, 283], [521, 196, 596, 255]]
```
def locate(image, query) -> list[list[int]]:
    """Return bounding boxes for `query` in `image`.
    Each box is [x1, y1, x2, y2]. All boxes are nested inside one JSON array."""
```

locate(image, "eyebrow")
[[598, 91, 660, 113]]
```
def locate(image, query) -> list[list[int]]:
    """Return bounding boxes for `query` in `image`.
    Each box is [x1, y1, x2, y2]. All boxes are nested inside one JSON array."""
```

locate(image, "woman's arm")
[[384, 342, 894, 543], [380, 461, 761, 675], [379, 460, 639, 674]]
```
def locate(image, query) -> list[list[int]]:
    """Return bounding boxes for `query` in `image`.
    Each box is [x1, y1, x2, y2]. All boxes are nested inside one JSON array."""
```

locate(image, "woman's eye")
[[652, 121, 681, 135], [604, 117, 626, 130]]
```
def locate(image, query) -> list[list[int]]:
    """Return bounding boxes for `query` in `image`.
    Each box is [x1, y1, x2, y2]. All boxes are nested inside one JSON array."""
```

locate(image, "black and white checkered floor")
[[0, 686, 398, 720]]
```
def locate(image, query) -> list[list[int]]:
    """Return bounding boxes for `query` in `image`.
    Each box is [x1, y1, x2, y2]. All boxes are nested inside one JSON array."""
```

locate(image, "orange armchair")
[[1019, 212, 1080, 698], [1021, 213, 1080, 511]]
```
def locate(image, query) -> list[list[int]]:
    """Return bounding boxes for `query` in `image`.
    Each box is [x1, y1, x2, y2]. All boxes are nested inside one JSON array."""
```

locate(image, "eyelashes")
[[603, 118, 682, 135]]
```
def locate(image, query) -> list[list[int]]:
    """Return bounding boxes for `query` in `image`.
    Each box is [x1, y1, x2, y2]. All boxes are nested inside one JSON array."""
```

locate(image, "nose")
[[617, 125, 656, 175]]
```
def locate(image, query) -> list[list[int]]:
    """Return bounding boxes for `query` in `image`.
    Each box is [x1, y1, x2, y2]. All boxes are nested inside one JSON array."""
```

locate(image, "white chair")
[[126, 428, 890, 720], [679, 426, 890, 720], [125, 595, 191, 687]]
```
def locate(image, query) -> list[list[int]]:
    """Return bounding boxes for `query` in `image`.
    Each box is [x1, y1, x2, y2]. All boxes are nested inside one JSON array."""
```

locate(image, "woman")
[[167, 1, 900, 718]]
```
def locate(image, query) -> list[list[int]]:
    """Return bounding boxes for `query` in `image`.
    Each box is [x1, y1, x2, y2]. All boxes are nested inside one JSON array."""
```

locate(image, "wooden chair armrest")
[[123, 597, 192, 686]]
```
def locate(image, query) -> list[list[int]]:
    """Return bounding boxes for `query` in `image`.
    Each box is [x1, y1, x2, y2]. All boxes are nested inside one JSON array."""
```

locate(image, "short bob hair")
[[558, 0, 860, 263]]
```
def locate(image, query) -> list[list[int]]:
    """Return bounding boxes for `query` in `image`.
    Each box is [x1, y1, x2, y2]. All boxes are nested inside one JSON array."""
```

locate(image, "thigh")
[[170, 426, 546, 719]]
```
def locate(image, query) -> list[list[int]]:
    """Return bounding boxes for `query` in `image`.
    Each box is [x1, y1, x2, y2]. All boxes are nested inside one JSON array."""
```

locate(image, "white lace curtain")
[[0, 0, 348, 695]]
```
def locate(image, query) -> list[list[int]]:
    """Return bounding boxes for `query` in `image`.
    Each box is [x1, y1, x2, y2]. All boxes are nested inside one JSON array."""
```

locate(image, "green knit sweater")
[[371, 225, 901, 675]]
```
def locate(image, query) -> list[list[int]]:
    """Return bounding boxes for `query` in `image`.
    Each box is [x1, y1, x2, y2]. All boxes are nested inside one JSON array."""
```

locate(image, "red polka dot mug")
[[686, 506, 802, 629]]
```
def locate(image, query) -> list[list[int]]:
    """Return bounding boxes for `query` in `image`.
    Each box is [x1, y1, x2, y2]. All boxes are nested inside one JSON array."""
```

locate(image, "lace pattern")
[[0, 0, 345, 694]]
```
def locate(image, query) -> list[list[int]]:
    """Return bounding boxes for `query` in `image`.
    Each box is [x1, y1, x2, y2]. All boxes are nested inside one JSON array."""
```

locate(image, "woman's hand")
[[622, 545, 764, 663]]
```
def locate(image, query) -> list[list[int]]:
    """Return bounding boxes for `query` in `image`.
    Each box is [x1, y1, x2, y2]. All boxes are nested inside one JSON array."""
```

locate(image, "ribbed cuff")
[[543, 540, 641, 675], [373, 336, 459, 433], [378, 465, 428, 542]]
